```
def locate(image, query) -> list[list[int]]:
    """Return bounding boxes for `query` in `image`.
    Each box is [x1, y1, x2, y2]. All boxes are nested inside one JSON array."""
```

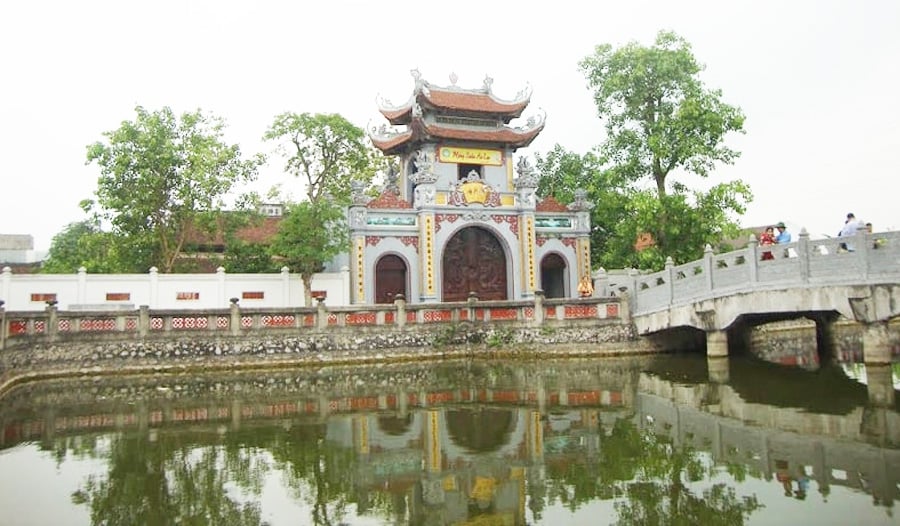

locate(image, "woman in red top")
[[760, 226, 776, 260]]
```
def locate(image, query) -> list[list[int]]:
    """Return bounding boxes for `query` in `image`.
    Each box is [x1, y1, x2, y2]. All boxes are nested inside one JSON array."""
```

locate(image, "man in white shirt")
[[838, 212, 864, 251]]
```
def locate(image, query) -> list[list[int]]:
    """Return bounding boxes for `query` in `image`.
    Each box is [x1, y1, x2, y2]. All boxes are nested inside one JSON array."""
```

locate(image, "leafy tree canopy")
[[42, 218, 121, 274], [268, 200, 348, 306], [536, 31, 751, 270], [85, 105, 263, 272], [263, 112, 383, 205]]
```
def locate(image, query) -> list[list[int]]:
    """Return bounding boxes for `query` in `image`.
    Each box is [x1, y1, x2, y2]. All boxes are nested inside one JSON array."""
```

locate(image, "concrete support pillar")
[[707, 357, 730, 383], [394, 294, 406, 327], [865, 364, 896, 407], [862, 322, 891, 364], [706, 330, 729, 358]]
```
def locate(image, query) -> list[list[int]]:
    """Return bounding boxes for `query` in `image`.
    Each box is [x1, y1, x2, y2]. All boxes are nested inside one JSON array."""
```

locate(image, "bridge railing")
[[596, 229, 900, 315]]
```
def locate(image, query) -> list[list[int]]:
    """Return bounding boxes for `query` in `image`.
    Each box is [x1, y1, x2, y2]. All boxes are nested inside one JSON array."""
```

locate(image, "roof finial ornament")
[[483, 75, 493, 92], [449, 72, 458, 86], [411, 68, 424, 91]]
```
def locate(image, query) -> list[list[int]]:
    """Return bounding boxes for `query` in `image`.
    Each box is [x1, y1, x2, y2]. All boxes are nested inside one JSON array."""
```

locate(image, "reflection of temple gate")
[[442, 227, 507, 302], [540, 253, 567, 299], [375, 255, 407, 304]]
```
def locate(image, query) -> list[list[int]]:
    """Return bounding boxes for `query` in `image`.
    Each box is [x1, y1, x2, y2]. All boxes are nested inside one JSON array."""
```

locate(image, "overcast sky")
[[2, 1, 898, 252]]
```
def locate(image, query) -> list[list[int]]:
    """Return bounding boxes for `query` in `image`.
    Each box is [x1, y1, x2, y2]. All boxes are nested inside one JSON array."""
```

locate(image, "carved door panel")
[[442, 227, 507, 302], [375, 255, 407, 304]]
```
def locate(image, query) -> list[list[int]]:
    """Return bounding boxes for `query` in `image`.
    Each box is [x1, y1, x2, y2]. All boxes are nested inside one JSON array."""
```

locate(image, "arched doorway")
[[375, 254, 408, 304], [442, 226, 508, 302], [540, 253, 567, 298]]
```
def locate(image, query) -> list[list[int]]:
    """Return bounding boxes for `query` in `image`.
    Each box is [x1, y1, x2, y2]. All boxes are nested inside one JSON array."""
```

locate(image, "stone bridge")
[[597, 230, 900, 363]]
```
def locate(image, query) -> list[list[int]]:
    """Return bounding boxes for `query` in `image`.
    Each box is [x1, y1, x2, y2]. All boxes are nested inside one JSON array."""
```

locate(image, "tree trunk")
[[303, 274, 313, 307]]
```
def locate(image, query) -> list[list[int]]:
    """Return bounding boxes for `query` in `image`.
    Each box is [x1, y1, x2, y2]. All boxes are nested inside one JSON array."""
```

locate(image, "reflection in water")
[[0, 355, 898, 525]]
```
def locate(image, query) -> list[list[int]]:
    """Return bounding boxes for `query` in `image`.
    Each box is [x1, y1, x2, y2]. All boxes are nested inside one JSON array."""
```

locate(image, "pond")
[[0, 353, 898, 525]]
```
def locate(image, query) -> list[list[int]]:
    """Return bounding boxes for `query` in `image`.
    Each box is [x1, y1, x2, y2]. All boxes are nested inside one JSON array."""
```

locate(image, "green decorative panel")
[[367, 215, 417, 226], [535, 217, 573, 228]]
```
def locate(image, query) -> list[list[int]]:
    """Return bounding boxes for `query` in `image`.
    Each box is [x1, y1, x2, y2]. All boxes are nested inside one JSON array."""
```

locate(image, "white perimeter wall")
[[0, 266, 351, 311]]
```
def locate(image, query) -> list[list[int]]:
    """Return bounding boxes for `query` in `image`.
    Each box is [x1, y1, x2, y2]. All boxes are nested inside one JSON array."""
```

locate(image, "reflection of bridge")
[[598, 230, 900, 363], [637, 371, 900, 506]]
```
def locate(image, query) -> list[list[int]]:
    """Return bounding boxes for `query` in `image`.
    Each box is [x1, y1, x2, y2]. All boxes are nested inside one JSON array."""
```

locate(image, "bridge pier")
[[862, 322, 892, 365], [865, 364, 896, 407], [707, 357, 730, 383], [705, 330, 729, 358]]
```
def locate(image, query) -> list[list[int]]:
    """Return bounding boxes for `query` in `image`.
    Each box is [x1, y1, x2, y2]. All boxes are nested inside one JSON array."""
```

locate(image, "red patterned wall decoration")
[[365, 236, 383, 247], [490, 214, 519, 237], [535, 236, 548, 247], [606, 303, 619, 318], [434, 213, 460, 233], [489, 308, 518, 320], [564, 305, 598, 319], [398, 236, 419, 252], [346, 312, 377, 325], [562, 238, 577, 249]]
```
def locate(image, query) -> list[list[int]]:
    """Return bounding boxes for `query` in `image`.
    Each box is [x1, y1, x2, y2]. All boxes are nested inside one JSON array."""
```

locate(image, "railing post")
[[798, 228, 810, 284], [394, 294, 406, 327], [77, 266, 87, 305], [0, 267, 10, 308], [280, 266, 291, 307], [857, 229, 870, 280], [46, 300, 59, 343], [216, 266, 226, 307], [747, 234, 759, 285], [139, 305, 149, 337], [230, 297, 241, 336], [149, 267, 159, 308], [703, 244, 714, 292], [664, 257, 675, 305], [316, 296, 328, 329], [533, 290, 545, 325], [467, 292, 479, 322], [0, 299, 6, 350], [595, 267, 608, 296]]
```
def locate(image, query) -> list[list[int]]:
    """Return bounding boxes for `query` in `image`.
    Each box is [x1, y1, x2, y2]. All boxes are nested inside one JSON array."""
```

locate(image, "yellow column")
[[421, 214, 436, 300], [425, 410, 442, 473], [353, 236, 365, 304]]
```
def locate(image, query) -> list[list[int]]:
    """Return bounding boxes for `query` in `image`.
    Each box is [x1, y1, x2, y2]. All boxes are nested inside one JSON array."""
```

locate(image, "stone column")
[[394, 294, 406, 327], [533, 290, 544, 326], [229, 298, 241, 336], [862, 322, 891, 364], [46, 301, 59, 343], [316, 296, 328, 329], [706, 330, 729, 358], [76, 266, 87, 305]]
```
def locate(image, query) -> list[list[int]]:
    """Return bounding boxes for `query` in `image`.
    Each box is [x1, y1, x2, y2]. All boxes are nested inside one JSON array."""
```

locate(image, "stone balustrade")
[[595, 229, 900, 316], [0, 293, 623, 350]]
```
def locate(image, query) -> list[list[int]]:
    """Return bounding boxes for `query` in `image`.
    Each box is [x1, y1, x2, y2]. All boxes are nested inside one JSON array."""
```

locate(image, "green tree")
[[576, 30, 751, 266], [86, 106, 263, 273], [42, 219, 121, 273], [263, 112, 381, 205], [268, 200, 348, 306]]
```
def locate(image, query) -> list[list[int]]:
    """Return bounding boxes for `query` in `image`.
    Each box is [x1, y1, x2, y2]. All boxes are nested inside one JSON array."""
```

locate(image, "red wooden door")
[[442, 227, 507, 302], [375, 255, 407, 304]]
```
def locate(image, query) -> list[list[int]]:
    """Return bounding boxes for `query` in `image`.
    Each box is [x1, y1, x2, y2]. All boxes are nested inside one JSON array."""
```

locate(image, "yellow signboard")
[[438, 146, 503, 166]]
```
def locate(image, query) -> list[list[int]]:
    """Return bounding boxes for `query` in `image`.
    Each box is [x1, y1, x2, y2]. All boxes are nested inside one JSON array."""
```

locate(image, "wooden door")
[[442, 227, 507, 302], [375, 255, 407, 304]]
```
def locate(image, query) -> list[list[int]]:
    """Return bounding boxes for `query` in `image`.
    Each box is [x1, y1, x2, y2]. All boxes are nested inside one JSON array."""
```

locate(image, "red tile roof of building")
[[536, 196, 569, 212]]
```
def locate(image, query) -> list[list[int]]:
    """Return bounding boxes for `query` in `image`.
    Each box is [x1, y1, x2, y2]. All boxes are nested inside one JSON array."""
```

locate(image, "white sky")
[[2, 0, 898, 252]]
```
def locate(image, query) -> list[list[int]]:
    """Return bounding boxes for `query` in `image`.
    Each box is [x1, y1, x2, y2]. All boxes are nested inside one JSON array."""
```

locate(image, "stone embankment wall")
[[0, 320, 646, 395]]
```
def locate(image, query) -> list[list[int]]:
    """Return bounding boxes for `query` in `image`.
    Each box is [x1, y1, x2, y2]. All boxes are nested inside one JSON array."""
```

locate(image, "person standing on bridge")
[[760, 226, 776, 260], [838, 212, 864, 251], [775, 222, 791, 243]]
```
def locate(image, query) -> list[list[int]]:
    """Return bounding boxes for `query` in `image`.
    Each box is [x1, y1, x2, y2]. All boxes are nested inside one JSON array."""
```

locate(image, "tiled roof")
[[379, 85, 529, 124], [536, 196, 568, 212], [372, 121, 543, 155], [366, 189, 412, 209], [184, 215, 282, 247]]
